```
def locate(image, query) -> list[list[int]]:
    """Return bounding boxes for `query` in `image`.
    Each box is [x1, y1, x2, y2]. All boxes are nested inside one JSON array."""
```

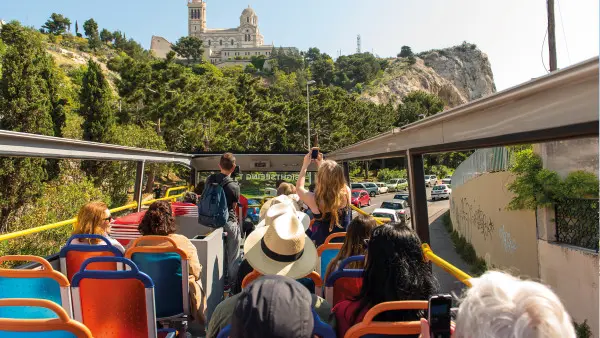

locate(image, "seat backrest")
[[0, 298, 92, 338], [325, 255, 365, 306], [241, 270, 323, 295], [216, 310, 335, 338], [59, 234, 123, 282], [0, 255, 72, 319], [344, 301, 428, 338], [71, 256, 156, 338], [317, 245, 341, 280], [125, 235, 190, 320]]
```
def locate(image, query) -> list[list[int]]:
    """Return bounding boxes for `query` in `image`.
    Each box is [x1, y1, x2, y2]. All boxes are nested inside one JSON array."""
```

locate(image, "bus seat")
[[0, 255, 72, 319], [216, 309, 334, 338], [0, 298, 92, 338], [157, 328, 177, 338], [125, 236, 191, 323], [59, 234, 123, 282], [316, 232, 345, 280], [241, 270, 323, 295], [110, 211, 147, 246], [71, 256, 158, 338], [344, 301, 428, 338], [325, 255, 365, 306]]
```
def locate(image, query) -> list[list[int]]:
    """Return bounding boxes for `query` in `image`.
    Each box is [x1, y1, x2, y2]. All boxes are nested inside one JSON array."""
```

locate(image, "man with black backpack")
[[198, 153, 242, 290]]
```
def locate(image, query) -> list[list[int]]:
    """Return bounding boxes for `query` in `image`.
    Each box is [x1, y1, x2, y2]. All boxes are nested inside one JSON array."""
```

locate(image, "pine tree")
[[0, 23, 57, 231]]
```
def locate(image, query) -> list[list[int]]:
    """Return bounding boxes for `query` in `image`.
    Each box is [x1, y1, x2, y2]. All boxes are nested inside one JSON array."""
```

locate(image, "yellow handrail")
[[350, 204, 387, 225], [422, 243, 472, 287], [0, 192, 188, 242], [165, 185, 190, 198]]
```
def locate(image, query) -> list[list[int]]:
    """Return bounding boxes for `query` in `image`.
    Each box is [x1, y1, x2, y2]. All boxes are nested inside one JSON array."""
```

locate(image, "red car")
[[351, 189, 371, 208]]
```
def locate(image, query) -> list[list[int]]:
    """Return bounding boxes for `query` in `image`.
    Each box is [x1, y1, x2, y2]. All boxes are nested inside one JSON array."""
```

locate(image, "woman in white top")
[[71, 201, 125, 253]]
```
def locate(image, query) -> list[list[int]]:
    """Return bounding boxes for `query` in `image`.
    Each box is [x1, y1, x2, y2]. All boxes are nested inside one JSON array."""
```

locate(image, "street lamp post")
[[306, 80, 316, 149]]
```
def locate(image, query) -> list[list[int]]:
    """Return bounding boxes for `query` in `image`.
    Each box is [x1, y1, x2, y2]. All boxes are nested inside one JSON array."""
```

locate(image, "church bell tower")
[[188, 0, 206, 36]]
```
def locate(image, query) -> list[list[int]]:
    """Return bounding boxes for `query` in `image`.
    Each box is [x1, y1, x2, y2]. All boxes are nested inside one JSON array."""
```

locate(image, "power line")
[[541, 26, 549, 73], [556, 0, 572, 64]]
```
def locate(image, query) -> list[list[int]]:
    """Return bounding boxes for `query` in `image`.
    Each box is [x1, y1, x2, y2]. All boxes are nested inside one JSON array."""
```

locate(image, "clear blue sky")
[[1, 0, 598, 90]]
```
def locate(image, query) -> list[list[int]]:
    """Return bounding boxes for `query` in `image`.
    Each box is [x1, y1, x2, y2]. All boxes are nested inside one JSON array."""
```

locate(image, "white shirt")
[[72, 235, 126, 253]]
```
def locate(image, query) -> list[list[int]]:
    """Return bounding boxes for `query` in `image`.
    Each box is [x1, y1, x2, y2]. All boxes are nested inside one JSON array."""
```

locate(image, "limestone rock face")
[[362, 43, 496, 108]]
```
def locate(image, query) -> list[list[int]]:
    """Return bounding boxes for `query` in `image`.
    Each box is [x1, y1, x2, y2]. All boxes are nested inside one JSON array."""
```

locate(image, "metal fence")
[[555, 198, 599, 252], [451, 147, 513, 189]]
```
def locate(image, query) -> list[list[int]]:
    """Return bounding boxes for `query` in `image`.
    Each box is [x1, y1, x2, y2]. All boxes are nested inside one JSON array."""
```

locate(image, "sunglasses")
[[104, 216, 114, 222]]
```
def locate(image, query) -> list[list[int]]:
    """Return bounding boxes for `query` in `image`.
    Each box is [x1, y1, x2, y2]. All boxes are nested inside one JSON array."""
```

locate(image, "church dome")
[[241, 6, 256, 17]]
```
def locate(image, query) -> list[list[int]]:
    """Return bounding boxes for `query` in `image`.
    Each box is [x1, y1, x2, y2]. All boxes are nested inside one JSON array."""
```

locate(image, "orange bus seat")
[[0, 298, 92, 337], [241, 270, 323, 295], [59, 234, 123, 282], [0, 255, 72, 319], [344, 301, 428, 338]]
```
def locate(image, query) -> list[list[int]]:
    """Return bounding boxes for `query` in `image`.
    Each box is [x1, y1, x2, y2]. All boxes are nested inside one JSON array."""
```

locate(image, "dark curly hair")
[[138, 200, 176, 236]]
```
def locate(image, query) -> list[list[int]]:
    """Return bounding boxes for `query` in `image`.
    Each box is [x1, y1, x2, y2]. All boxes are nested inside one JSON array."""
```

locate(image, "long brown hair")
[[315, 160, 349, 231], [324, 214, 377, 281], [138, 200, 176, 236], [73, 201, 110, 244]]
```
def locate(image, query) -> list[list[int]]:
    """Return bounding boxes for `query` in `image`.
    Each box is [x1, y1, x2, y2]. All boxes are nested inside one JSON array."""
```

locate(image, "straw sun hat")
[[258, 195, 309, 231], [244, 203, 317, 279]]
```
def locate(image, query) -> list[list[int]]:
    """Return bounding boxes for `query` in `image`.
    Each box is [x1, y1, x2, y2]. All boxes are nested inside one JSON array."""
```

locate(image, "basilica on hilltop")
[[151, 0, 296, 67]]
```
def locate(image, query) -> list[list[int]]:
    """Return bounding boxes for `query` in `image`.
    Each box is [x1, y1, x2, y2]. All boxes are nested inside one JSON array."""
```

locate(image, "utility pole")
[[547, 0, 557, 71]]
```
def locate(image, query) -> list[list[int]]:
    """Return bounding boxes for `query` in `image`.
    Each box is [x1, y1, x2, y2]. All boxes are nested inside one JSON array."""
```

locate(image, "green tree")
[[333, 52, 381, 90], [172, 36, 204, 63], [250, 55, 266, 70], [395, 90, 445, 126], [82, 19, 98, 38], [41, 13, 71, 35], [80, 59, 114, 143], [0, 23, 57, 231], [75, 20, 80, 36], [398, 45, 413, 58], [99, 29, 113, 44]]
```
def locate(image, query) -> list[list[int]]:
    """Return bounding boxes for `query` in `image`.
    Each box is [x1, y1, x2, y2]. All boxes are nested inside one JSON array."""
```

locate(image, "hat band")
[[260, 238, 304, 263]]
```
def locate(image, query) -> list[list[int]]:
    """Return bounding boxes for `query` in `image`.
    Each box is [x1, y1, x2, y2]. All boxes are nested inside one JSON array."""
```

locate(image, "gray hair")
[[455, 271, 575, 338]]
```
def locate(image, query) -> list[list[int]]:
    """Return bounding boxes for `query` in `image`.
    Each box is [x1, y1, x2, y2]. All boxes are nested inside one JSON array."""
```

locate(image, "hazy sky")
[[1, 0, 598, 90]]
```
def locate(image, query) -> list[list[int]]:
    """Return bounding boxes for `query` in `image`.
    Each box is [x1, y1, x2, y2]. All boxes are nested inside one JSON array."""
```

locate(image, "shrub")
[[377, 168, 406, 182], [442, 211, 488, 276], [574, 320, 592, 338]]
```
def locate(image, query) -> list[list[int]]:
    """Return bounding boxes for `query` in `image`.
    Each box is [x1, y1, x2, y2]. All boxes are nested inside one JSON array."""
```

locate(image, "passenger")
[[333, 223, 439, 338], [419, 271, 576, 338], [207, 204, 332, 338], [183, 191, 199, 204], [202, 153, 242, 290], [71, 201, 125, 253], [259, 190, 301, 220], [323, 214, 377, 281], [129, 200, 206, 324], [231, 275, 315, 338], [194, 181, 205, 196], [296, 152, 351, 246]]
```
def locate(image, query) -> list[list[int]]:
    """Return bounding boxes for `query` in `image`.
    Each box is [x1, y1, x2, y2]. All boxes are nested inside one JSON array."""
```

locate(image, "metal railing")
[[451, 147, 513, 189], [165, 185, 191, 198], [555, 198, 599, 252], [0, 190, 188, 242]]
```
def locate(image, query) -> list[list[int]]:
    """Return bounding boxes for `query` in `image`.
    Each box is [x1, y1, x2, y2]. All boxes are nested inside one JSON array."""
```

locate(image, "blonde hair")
[[277, 182, 295, 196], [324, 214, 377, 281], [315, 160, 349, 231], [455, 271, 576, 338], [73, 202, 109, 244]]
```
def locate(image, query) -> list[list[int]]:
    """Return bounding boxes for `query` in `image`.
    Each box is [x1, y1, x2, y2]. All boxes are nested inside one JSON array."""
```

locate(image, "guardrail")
[[422, 243, 472, 287], [165, 185, 190, 198], [0, 191, 188, 242]]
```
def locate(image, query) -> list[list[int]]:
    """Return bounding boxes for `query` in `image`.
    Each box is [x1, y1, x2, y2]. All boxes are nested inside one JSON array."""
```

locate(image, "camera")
[[232, 165, 241, 179]]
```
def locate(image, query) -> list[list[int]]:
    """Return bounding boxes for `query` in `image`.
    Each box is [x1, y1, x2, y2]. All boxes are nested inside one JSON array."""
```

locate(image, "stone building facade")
[[151, 0, 296, 67]]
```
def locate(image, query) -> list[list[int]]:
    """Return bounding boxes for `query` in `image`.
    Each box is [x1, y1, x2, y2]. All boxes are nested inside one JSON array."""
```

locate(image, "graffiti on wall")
[[499, 225, 518, 253], [451, 197, 495, 240]]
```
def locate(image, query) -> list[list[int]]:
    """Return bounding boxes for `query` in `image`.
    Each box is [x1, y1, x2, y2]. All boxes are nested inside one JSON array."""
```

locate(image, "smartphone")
[[232, 165, 240, 179], [428, 294, 452, 338], [311, 147, 319, 160]]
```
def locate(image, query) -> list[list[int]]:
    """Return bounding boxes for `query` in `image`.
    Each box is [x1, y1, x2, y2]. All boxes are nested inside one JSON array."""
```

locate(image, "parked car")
[[375, 182, 389, 194], [425, 175, 437, 187], [351, 182, 379, 197], [386, 178, 408, 192], [442, 176, 452, 184], [380, 199, 411, 221], [393, 192, 410, 206], [351, 189, 371, 208], [371, 208, 402, 223], [431, 184, 452, 200]]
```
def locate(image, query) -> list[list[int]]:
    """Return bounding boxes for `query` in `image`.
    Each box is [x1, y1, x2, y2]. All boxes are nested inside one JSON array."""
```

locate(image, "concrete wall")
[[536, 138, 599, 178], [450, 171, 539, 278], [538, 240, 599, 337], [150, 36, 173, 59]]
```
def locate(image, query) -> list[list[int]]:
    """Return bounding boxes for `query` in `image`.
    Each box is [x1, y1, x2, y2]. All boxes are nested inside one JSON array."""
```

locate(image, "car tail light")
[[444, 190, 448, 192], [399, 210, 405, 214]]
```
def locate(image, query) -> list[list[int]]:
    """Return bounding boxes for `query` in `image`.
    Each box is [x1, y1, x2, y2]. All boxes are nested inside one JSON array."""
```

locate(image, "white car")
[[442, 176, 452, 185], [386, 178, 408, 192], [375, 182, 389, 194], [425, 175, 437, 187], [431, 184, 452, 200], [371, 208, 402, 223]]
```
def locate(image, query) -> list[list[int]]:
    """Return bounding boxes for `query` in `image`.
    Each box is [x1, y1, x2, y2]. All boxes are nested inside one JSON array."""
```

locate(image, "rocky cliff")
[[362, 42, 496, 108]]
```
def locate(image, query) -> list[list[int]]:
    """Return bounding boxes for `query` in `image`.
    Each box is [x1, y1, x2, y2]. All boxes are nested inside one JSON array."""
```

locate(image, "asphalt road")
[[353, 188, 450, 222]]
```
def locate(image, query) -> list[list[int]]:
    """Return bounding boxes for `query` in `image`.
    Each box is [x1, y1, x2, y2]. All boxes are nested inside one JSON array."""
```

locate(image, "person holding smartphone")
[[296, 147, 352, 246]]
